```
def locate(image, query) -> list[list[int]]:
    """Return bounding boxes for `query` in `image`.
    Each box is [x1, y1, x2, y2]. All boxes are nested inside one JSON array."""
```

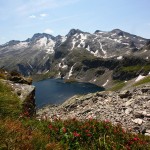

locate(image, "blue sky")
[[0, 0, 150, 44]]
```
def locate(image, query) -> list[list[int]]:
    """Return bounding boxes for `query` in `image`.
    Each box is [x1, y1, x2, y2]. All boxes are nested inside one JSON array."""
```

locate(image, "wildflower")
[[48, 124, 53, 129], [125, 145, 131, 150], [85, 130, 89, 133], [122, 129, 126, 133], [24, 111, 29, 116], [104, 119, 110, 123], [73, 131, 80, 137], [62, 127, 67, 133], [87, 133, 92, 137], [114, 129, 117, 133], [133, 137, 140, 141]]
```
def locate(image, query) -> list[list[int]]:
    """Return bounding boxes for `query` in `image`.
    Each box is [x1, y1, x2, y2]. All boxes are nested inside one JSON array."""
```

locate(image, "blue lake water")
[[33, 79, 104, 108]]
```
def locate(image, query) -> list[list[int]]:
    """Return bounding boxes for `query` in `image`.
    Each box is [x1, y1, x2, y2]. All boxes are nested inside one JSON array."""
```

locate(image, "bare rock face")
[[37, 84, 150, 136]]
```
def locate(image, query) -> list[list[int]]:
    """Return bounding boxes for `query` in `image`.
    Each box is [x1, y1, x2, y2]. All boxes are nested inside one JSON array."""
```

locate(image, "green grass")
[[121, 65, 150, 72], [0, 80, 21, 118], [133, 76, 150, 87], [32, 70, 58, 82], [109, 81, 126, 91]]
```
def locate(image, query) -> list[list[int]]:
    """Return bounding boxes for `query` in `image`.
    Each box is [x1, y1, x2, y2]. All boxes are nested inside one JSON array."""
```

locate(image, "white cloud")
[[40, 13, 48, 17], [44, 28, 54, 34], [29, 15, 36, 19]]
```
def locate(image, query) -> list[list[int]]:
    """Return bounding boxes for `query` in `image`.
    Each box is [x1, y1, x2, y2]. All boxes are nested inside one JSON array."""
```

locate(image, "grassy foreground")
[[0, 80, 150, 150]]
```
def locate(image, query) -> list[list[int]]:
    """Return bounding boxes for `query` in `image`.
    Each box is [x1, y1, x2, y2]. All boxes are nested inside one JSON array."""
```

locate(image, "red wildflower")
[[125, 145, 131, 150], [128, 141, 133, 145], [62, 127, 67, 133], [85, 130, 89, 133], [114, 129, 117, 133], [87, 133, 92, 137], [48, 125, 53, 129], [73, 131, 80, 137], [24, 111, 29, 116], [133, 137, 140, 141], [122, 129, 126, 133]]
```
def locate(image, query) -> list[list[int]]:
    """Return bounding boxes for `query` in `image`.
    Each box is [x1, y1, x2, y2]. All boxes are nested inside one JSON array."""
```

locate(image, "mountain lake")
[[33, 78, 104, 108]]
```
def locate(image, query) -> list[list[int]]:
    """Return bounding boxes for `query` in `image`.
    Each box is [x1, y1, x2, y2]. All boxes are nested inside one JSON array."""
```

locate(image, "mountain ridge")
[[0, 28, 150, 88]]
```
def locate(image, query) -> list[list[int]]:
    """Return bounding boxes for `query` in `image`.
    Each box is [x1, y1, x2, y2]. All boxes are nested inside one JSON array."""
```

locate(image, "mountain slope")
[[0, 29, 149, 87]]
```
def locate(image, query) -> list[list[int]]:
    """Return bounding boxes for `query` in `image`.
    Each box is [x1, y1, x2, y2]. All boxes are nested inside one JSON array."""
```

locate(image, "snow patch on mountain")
[[102, 80, 109, 87], [68, 64, 76, 79], [62, 65, 68, 69], [71, 39, 76, 50], [135, 75, 145, 82], [113, 39, 121, 43], [36, 37, 47, 47], [99, 41, 106, 55], [58, 63, 62, 68], [91, 50, 99, 57], [111, 33, 117, 37], [46, 39, 55, 54], [117, 56, 123, 60], [93, 79, 96, 82], [61, 36, 67, 43], [13, 42, 29, 49], [80, 33, 87, 40], [86, 45, 90, 51], [105, 37, 115, 41], [79, 33, 87, 48], [122, 43, 129, 46], [80, 42, 85, 48]]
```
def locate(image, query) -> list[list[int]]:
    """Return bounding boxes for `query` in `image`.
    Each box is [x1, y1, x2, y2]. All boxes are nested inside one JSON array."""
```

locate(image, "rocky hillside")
[[0, 69, 35, 116], [37, 83, 150, 136]]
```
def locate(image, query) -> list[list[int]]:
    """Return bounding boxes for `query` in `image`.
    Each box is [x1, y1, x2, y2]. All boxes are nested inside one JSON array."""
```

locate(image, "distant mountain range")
[[0, 28, 150, 87]]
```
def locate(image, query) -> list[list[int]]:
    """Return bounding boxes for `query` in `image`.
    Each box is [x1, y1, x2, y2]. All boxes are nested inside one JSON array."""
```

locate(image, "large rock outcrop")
[[0, 70, 35, 116]]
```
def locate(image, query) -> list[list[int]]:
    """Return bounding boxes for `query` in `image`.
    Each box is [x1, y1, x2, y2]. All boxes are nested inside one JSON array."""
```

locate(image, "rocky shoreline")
[[37, 83, 150, 136]]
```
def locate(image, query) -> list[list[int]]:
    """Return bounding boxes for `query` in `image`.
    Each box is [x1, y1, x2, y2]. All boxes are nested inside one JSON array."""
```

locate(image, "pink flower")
[[104, 119, 110, 123]]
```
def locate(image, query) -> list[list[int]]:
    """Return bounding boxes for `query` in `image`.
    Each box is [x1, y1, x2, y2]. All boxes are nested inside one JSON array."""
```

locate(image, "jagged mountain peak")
[[67, 29, 84, 37], [8, 40, 20, 45], [111, 29, 123, 33], [94, 30, 105, 34], [26, 33, 55, 43], [110, 29, 124, 36]]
